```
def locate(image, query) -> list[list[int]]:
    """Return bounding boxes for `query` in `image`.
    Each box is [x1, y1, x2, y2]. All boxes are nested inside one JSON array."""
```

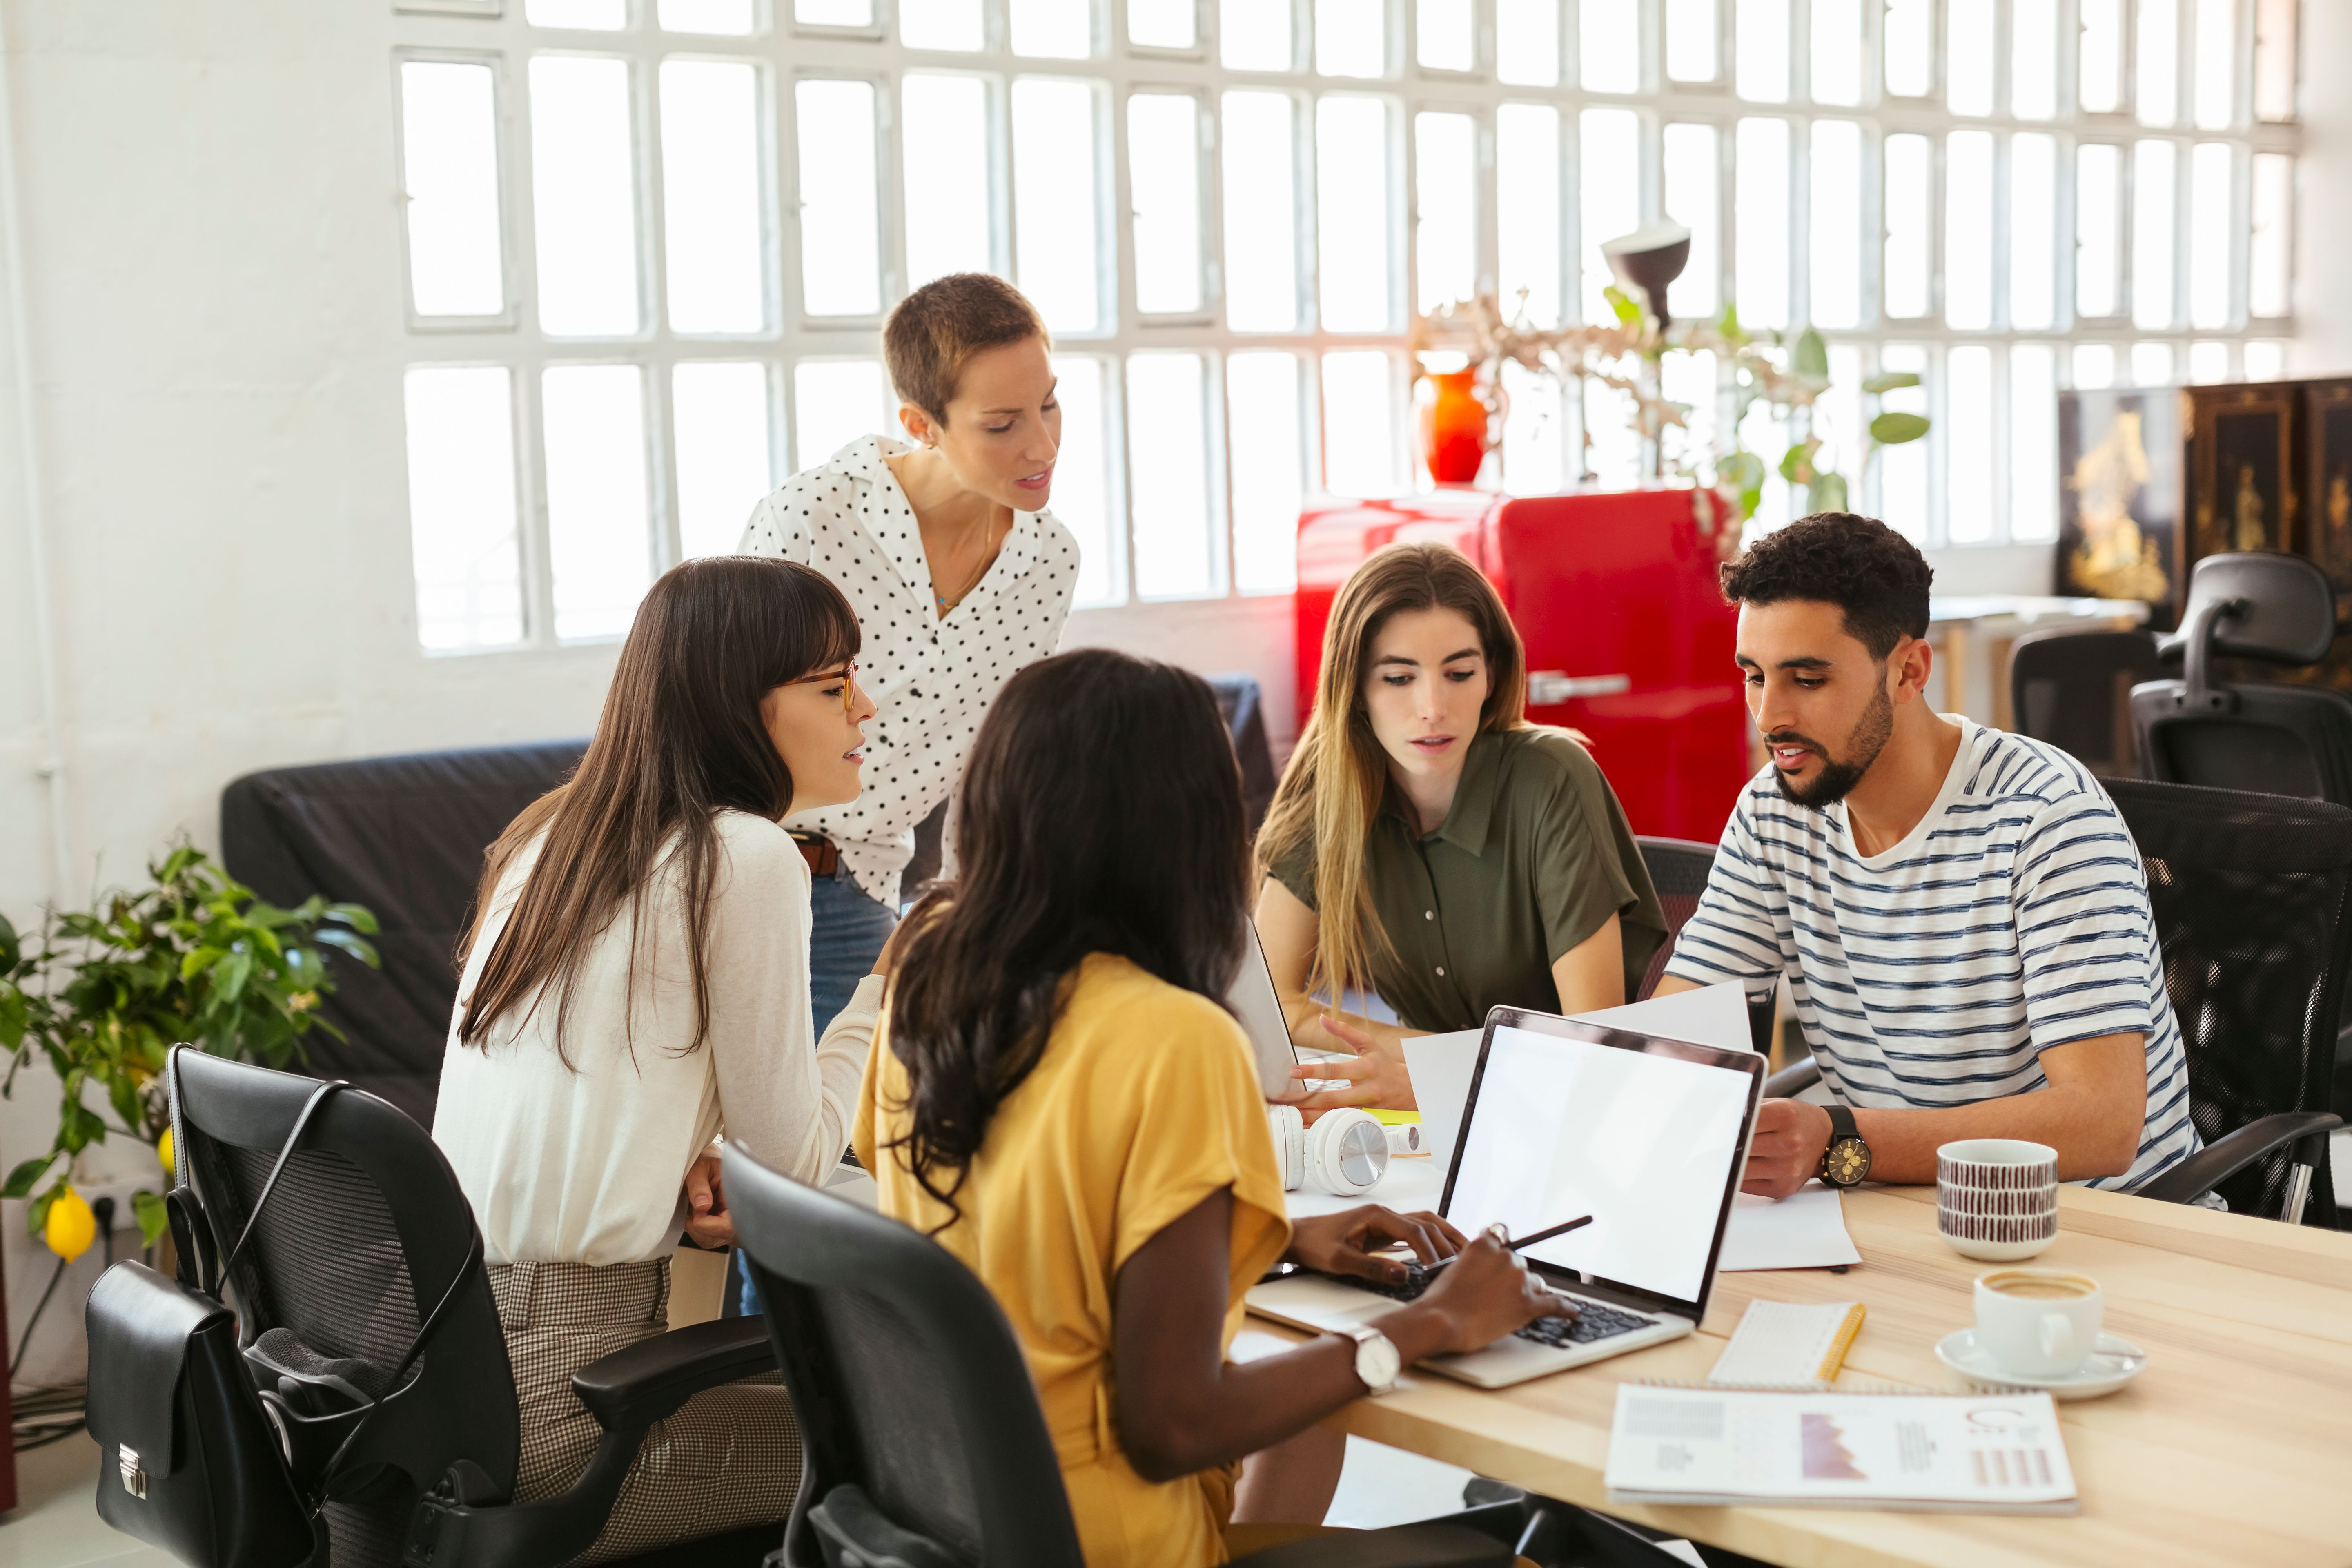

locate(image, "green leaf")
[[131, 1189, 170, 1247], [3, 1154, 56, 1199], [179, 946, 224, 981], [1793, 327, 1829, 379], [1717, 451, 1766, 492], [1777, 443, 1816, 485], [1862, 371, 1921, 394], [325, 904, 379, 936], [1870, 410, 1931, 445], [314, 929, 381, 968], [1807, 472, 1850, 515], [28, 1183, 56, 1233], [1604, 285, 1642, 325], [0, 910, 18, 973]]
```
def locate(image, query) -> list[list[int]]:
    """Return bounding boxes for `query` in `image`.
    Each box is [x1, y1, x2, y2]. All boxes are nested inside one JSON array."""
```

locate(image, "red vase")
[[1417, 369, 1490, 486]]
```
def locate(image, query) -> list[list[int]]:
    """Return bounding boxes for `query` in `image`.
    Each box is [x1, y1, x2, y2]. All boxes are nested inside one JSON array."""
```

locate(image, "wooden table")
[[1273, 1183, 2352, 1568]]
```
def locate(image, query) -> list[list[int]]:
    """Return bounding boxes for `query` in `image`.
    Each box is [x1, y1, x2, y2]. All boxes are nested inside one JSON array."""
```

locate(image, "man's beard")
[[1769, 682, 1895, 809]]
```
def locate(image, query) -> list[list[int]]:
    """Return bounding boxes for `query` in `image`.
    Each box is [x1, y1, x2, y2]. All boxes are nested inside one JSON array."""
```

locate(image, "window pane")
[[1131, 0, 1197, 47], [1012, 78, 1102, 331], [1884, 132, 1931, 318], [543, 364, 651, 641], [1228, 351, 1305, 591], [1317, 96, 1392, 332], [2009, 344, 2058, 541], [2072, 342, 2115, 388], [2076, 143, 2122, 317], [1581, 108, 1640, 323], [1820, 341, 1860, 481], [1498, 0, 1561, 87], [1418, 0, 1474, 69], [1945, 130, 1993, 330], [1947, 2, 1993, 114], [2012, 0, 2056, 118], [1666, 0, 1717, 81], [902, 75, 993, 288], [903, 0, 985, 48], [1884, 0, 1931, 96], [529, 56, 641, 336], [1661, 347, 1716, 475], [2132, 139, 2177, 328], [405, 366, 523, 650], [528, 0, 624, 27], [2138, 0, 2179, 125], [2132, 341, 2175, 386], [1012, 0, 1092, 56], [400, 62, 504, 318], [1810, 0, 1860, 105], [1588, 377, 1641, 490], [2195, 0, 2237, 127], [795, 80, 881, 316], [2080, 0, 2123, 112], [1222, 91, 1298, 331], [796, 0, 873, 21], [1581, 0, 1639, 93], [1127, 354, 1214, 598], [2251, 150, 2290, 316], [1498, 105, 1562, 326], [2254, 0, 2295, 120], [1877, 344, 1929, 539], [1733, 116, 1788, 330], [1223, 0, 1293, 69], [2011, 133, 2056, 330], [2189, 340, 2230, 382], [1663, 122, 1719, 321], [1945, 345, 1992, 542], [1414, 111, 1477, 314], [1735, 0, 1789, 101], [1809, 120, 1860, 329], [673, 362, 774, 559], [1321, 350, 1397, 495], [793, 359, 889, 470], [1130, 94, 1205, 314], [661, 61, 764, 334], [2245, 340, 2284, 380], [2189, 142, 2232, 328], [659, 0, 755, 31], [1050, 356, 1119, 605], [1317, 0, 1385, 76], [1501, 358, 1567, 492]]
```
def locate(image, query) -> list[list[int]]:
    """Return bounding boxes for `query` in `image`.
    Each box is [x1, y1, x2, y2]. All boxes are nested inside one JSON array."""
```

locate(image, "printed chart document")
[[1606, 1386, 2078, 1514]]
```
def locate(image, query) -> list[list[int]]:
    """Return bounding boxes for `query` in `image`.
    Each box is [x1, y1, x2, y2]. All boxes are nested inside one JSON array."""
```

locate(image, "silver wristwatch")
[[1341, 1323, 1402, 1394]]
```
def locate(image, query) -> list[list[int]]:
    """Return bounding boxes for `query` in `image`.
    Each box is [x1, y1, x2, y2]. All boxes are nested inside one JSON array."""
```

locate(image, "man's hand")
[[683, 1149, 734, 1248], [1742, 1098, 1833, 1198], [1285, 1206, 1464, 1285], [1275, 1015, 1418, 1112]]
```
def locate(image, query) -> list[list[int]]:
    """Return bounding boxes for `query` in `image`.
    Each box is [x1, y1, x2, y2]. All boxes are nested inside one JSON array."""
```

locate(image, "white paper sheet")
[[1715, 1187, 1861, 1271], [1569, 980, 1757, 1054]]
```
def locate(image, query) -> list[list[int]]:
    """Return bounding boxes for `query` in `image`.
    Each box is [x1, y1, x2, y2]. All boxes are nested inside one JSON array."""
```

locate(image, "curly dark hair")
[[1719, 512, 1933, 660]]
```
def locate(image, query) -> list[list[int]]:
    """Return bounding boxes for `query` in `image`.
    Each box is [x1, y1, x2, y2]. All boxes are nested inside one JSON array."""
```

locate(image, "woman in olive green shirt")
[[1255, 543, 1668, 1111]]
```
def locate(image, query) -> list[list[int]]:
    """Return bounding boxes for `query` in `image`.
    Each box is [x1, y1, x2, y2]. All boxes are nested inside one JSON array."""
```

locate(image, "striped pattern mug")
[[1936, 1139, 2060, 1261]]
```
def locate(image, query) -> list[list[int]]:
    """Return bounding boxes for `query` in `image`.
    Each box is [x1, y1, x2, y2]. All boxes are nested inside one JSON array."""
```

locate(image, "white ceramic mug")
[[1937, 1138, 2060, 1261], [1974, 1268, 2103, 1378]]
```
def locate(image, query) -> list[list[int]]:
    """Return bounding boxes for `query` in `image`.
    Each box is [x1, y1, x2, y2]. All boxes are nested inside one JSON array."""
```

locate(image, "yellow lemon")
[[44, 1186, 96, 1263], [156, 1127, 175, 1178]]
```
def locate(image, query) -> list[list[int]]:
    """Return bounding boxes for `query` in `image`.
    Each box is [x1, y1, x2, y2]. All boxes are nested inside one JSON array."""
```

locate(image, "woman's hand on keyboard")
[[1391, 1230, 1577, 1356], [1285, 1206, 1464, 1285]]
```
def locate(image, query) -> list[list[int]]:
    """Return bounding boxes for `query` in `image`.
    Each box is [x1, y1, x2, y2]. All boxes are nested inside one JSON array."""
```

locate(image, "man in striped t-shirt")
[[1655, 513, 2199, 1197]]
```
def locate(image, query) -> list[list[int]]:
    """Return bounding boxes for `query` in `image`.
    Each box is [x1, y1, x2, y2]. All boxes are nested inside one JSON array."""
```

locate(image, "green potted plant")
[[0, 844, 379, 1249]]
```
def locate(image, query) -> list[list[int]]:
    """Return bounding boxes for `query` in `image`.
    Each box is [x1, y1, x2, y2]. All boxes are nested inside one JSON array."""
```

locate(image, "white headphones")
[[1266, 1105, 1391, 1196]]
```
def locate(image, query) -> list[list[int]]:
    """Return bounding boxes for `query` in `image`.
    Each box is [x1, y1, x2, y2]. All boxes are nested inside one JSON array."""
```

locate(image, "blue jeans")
[[728, 865, 898, 1316]]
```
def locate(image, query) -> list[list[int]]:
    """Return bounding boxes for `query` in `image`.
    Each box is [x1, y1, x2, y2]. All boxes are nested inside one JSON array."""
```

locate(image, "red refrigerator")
[[1295, 488, 1753, 846]]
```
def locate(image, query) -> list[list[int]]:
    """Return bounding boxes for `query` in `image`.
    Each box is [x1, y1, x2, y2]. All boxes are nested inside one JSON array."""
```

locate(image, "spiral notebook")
[[1706, 1299, 1868, 1389]]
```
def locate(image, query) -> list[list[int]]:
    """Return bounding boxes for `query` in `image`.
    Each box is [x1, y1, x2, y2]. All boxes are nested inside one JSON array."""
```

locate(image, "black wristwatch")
[[1818, 1105, 1871, 1188]]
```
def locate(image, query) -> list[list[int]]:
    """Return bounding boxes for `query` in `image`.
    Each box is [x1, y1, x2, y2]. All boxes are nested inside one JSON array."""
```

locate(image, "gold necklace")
[[931, 512, 1008, 615]]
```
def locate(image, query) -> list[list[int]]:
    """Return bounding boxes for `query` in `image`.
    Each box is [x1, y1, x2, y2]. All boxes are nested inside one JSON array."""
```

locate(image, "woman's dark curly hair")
[[1718, 511, 1933, 659]]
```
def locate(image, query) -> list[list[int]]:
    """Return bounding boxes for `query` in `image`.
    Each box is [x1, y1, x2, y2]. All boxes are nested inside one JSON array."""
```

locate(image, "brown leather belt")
[[791, 833, 840, 878]]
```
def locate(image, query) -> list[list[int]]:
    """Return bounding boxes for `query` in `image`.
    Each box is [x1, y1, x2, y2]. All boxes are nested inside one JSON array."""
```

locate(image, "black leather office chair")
[[1635, 836, 1776, 1056], [2129, 552, 2352, 802], [2007, 626, 2158, 780], [164, 1050, 784, 1568]]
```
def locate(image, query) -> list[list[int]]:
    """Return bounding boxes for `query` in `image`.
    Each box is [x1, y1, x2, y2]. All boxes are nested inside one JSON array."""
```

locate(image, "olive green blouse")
[[1267, 727, 1670, 1033]]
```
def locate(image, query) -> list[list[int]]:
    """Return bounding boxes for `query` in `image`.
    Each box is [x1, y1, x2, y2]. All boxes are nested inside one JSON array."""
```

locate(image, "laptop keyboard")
[[1321, 1262, 1657, 1347]]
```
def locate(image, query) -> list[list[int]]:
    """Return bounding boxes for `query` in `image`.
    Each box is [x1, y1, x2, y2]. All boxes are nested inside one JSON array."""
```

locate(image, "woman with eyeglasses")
[[433, 555, 875, 1563]]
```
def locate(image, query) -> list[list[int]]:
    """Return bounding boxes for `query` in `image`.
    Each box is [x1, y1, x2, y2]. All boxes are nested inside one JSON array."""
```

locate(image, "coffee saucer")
[[1933, 1328, 2147, 1400]]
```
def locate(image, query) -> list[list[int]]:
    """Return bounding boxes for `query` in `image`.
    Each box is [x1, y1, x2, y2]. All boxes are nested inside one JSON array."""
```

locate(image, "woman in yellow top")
[[855, 650, 1567, 1566]]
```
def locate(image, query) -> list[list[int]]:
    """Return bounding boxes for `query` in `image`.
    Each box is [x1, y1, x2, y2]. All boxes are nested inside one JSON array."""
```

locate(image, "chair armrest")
[[2133, 1112, 2343, 1206], [570, 1314, 776, 1434], [1764, 1058, 1821, 1098]]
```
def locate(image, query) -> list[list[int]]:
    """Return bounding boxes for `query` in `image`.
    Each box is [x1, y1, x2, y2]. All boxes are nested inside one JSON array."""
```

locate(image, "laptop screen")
[[1441, 1016, 1760, 1309]]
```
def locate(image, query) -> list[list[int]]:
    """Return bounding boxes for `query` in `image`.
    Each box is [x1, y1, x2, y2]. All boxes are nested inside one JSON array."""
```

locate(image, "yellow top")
[[855, 953, 1293, 1568]]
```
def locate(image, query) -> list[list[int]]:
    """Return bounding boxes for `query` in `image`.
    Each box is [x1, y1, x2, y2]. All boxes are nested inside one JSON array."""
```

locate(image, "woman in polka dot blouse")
[[737, 271, 1079, 1064]]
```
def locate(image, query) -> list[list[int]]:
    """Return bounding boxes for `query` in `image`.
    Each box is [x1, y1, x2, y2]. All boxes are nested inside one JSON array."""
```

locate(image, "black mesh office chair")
[[1635, 836, 1776, 1056], [2007, 627, 2158, 780], [164, 1049, 784, 1568]]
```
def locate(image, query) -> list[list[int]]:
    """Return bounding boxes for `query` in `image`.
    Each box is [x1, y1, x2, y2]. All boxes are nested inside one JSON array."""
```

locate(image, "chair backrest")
[[172, 1049, 518, 1564], [1633, 836, 1715, 1002], [2006, 627, 2158, 779], [2105, 779, 2351, 1224], [724, 1144, 1085, 1568]]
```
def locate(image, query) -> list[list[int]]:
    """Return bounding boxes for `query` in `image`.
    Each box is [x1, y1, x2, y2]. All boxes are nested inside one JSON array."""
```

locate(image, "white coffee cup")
[[1974, 1269, 2102, 1378]]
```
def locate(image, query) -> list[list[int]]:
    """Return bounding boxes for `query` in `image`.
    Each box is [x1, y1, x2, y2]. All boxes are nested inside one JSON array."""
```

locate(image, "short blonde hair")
[[883, 273, 1050, 423]]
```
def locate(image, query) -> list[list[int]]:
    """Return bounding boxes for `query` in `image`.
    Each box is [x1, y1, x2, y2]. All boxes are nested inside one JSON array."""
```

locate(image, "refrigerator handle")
[[1528, 672, 1631, 704]]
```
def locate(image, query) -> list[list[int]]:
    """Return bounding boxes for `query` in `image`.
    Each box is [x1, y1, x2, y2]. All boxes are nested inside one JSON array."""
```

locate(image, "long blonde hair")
[[1257, 543, 1528, 1006]]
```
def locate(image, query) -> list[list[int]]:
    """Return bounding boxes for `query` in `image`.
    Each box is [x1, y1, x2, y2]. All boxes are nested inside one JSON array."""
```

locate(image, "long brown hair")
[[885, 650, 1250, 1228], [1256, 542, 1527, 1007], [457, 556, 860, 1065]]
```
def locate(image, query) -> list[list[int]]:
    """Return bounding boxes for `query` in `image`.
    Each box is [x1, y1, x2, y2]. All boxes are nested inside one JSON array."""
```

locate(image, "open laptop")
[[1246, 1005, 1766, 1388], [1226, 919, 1303, 1100]]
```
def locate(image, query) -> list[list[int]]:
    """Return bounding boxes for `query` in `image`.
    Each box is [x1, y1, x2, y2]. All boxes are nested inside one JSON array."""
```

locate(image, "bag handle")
[[166, 1044, 349, 1298]]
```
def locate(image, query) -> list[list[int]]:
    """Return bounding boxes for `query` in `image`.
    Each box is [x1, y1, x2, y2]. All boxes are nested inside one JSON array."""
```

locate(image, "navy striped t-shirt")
[[1662, 719, 2199, 1192]]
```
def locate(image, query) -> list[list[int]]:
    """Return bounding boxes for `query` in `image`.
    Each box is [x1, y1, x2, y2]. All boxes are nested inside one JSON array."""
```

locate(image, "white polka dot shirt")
[[737, 434, 1079, 908]]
